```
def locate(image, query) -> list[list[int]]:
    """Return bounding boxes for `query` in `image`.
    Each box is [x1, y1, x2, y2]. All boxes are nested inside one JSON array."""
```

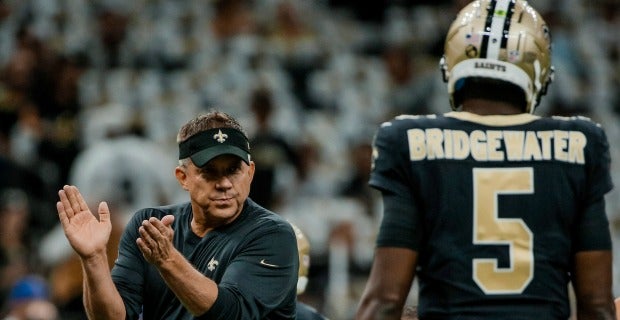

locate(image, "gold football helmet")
[[291, 223, 311, 295], [440, 0, 554, 113]]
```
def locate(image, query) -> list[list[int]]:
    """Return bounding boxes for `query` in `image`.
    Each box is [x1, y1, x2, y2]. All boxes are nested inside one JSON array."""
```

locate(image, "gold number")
[[472, 168, 534, 294]]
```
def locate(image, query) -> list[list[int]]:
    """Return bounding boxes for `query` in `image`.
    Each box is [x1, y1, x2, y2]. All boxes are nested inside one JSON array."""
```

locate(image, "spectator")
[[248, 86, 302, 210], [2, 275, 58, 320], [292, 223, 329, 320]]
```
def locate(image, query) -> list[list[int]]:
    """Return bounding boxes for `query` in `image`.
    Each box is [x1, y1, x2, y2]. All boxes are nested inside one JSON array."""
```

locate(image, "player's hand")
[[136, 215, 176, 266], [56, 185, 112, 259]]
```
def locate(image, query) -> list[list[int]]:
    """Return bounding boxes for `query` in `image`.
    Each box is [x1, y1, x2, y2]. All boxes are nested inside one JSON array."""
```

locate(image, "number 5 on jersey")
[[472, 167, 534, 294]]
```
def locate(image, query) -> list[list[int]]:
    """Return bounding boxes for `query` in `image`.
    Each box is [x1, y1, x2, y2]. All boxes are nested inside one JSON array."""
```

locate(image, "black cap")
[[179, 128, 250, 167]]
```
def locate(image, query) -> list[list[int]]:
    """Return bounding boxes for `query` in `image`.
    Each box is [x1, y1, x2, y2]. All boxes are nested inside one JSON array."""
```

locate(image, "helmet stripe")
[[479, 0, 498, 58], [485, 0, 512, 59], [500, 0, 516, 49]]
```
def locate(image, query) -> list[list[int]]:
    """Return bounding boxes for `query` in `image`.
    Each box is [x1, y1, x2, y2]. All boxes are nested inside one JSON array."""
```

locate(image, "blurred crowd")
[[0, 0, 617, 319]]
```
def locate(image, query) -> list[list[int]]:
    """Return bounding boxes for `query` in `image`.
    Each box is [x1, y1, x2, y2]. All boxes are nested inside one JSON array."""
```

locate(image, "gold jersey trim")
[[445, 111, 540, 127]]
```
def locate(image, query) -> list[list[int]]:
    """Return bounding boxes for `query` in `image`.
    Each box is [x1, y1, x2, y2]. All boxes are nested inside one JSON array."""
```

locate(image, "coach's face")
[[176, 154, 255, 232]]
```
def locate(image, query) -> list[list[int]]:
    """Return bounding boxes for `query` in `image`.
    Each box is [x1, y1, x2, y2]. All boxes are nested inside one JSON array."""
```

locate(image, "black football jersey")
[[370, 112, 613, 319]]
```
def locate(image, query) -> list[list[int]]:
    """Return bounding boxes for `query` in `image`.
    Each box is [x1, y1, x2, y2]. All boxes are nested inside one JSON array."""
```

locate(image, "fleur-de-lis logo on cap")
[[213, 130, 228, 143]]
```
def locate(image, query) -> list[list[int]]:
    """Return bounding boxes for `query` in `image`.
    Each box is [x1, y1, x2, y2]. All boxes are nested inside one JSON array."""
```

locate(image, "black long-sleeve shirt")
[[112, 199, 299, 319]]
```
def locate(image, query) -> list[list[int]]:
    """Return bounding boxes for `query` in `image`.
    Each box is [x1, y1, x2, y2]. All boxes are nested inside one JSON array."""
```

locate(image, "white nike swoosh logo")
[[260, 259, 279, 268]]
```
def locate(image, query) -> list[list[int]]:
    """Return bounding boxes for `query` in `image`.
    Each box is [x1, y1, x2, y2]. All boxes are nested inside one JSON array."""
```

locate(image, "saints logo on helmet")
[[440, 0, 554, 113]]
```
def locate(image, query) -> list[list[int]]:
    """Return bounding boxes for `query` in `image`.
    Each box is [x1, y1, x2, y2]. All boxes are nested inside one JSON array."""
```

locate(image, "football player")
[[356, 0, 615, 319], [292, 223, 330, 320]]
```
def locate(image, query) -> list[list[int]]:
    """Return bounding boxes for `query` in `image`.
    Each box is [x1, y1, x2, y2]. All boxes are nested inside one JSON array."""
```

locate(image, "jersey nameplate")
[[407, 128, 586, 164]]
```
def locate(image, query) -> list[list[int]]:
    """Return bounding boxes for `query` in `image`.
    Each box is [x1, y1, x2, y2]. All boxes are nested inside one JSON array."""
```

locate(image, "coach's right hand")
[[56, 185, 112, 260]]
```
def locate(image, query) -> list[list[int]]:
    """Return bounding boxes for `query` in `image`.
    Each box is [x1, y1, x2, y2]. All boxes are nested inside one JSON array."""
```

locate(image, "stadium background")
[[0, 0, 617, 319]]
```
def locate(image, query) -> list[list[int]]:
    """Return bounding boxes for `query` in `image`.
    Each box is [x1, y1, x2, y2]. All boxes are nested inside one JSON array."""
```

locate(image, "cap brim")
[[190, 145, 250, 167]]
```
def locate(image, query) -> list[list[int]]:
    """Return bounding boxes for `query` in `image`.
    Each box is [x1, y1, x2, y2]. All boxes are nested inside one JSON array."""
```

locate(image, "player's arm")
[[356, 188, 421, 320], [572, 250, 614, 319], [571, 194, 615, 320], [356, 247, 417, 320], [358, 122, 422, 319]]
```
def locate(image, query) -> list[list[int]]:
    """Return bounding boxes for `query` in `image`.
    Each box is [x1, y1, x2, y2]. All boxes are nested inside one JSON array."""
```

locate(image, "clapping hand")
[[137, 215, 176, 266], [56, 185, 112, 259]]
